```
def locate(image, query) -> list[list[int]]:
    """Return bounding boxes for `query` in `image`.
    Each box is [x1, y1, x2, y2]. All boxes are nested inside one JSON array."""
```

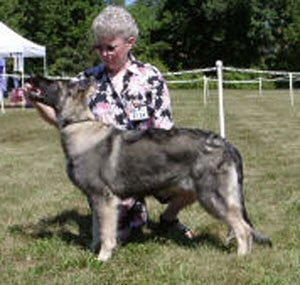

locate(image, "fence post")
[[203, 75, 207, 105], [289, 73, 294, 107], [259, 77, 263, 96], [216, 60, 225, 138], [0, 93, 4, 114]]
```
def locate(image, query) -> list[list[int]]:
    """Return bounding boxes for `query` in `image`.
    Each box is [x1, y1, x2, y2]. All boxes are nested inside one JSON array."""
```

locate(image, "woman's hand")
[[23, 83, 41, 106], [23, 82, 58, 128]]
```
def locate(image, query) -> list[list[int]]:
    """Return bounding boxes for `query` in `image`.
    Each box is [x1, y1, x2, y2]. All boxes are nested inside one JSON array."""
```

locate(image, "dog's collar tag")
[[129, 106, 149, 121]]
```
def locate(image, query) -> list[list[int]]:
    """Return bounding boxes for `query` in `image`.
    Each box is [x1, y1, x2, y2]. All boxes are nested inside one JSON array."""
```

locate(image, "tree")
[[103, 0, 124, 5], [151, 0, 254, 70], [247, 0, 296, 69], [0, 0, 104, 75], [1, 0, 299, 74], [277, 0, 300, 70], [128, 0, 170, 70], [152, 0, 299, 70]]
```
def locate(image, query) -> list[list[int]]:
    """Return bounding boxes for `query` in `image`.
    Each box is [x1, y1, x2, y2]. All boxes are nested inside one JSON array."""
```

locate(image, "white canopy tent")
[[0, 21, 47, 84]]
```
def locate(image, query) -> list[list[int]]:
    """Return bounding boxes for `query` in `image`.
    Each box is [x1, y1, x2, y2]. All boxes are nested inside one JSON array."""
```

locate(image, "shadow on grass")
[[8, 209, 92, 250], [128, 220, 229, 253], [8, 209, 230, 253]]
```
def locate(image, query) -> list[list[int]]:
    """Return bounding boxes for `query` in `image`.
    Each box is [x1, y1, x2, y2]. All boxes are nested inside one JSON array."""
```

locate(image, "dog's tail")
[[251, 228, 272, 247], [233, 146, 272, 248], [242, 204, 272, 247]]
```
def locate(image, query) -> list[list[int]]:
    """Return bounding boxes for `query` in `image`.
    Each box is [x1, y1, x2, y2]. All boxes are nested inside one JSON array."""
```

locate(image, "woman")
[[26, 5, 194, 242]]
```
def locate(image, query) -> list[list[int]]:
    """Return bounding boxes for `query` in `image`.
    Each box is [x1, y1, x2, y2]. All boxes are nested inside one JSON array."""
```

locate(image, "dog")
[[27, 76, 272, 261]]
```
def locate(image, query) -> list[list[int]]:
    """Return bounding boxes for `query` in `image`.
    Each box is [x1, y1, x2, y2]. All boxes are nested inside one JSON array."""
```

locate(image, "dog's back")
[[66, 126, 238, 198]]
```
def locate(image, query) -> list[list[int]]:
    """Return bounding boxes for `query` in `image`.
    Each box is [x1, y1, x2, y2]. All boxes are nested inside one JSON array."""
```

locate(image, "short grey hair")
[[92, 5, 139, 43]]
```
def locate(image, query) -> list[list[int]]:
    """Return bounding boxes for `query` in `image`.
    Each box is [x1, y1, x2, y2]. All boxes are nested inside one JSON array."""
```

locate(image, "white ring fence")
[[164, 60, 300, 138]]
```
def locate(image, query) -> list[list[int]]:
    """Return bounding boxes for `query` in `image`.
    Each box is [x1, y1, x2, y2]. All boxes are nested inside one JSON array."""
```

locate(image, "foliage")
[[247, 0, 297, 69], [0, 0, 103, 75], [153, 0, 299, 71], [279, 0, 300, 70], [128, 0, 169, 70]]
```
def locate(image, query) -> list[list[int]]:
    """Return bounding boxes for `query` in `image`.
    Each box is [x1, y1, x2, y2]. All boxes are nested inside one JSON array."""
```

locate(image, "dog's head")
[[27, 76, 96, 108], [27, 76, 61, 108], [27, 76, 97, 126]]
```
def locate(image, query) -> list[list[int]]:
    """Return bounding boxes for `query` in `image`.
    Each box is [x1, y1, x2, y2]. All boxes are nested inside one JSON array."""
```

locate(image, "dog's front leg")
[[160, 190, 197, 239], [92, 192, 119, 262], [91, 209, 100, 252]]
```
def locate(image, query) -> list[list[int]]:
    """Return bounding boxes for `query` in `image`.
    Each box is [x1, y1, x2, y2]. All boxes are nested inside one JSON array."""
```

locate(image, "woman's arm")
[[32, 101, 58, 128], [149, 71, 174, 130]]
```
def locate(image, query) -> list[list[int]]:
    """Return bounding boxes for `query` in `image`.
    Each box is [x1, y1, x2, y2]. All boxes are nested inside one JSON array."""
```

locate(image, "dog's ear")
[[84, 77, 97, 99], [78, 77, 95, 91], [70, 77, 96, 95]]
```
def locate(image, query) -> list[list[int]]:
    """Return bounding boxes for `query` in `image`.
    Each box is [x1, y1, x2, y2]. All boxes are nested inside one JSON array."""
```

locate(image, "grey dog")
[[27, 76, 271, 261]]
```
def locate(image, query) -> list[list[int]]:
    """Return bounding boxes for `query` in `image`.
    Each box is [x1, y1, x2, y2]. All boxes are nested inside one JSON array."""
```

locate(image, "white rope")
[[223, 66, 300, 76], [163, 67, 216, 76], [208, 78, 259, 84], [46, 75, 75, 81], [167, 79, 202, 84], [1, 73, 76, 81], [1, 73, 22, 79], [223, 80, 259, 84]]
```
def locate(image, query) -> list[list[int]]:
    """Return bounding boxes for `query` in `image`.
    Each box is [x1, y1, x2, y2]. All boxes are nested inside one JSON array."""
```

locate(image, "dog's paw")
[[225, 228, 236, 246], [90, 241, 100, 253], [97, 249, 113, 262]]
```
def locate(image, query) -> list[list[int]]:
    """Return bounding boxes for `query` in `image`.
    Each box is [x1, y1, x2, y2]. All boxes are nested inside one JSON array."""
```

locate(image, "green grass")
[[0, 89, 299, 284]]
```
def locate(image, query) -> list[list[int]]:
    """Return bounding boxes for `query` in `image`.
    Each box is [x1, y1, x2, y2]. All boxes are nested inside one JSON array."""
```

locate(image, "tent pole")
[[21, 56, 25, 86], [43, 55, 48, 76], [21, 55, 26, 109], [1, 96, 4, 114]]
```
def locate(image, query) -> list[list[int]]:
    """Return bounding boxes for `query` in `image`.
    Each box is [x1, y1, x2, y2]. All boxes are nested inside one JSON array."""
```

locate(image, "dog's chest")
[[61, 123, 108, 156]]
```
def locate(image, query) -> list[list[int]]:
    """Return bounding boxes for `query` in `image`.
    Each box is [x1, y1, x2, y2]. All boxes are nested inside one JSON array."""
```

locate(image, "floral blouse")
[[79, 59, 173, 131]]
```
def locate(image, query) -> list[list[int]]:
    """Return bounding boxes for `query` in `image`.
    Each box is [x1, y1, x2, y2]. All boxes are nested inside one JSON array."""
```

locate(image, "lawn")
[[0, 89, 299, 284]]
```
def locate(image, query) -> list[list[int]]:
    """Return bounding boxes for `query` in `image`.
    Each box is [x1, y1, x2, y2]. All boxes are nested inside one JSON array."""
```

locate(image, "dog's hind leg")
[[224, 166, 253, 255], [226, 209, 252, 255], [196, 165, 252, 255], [160, 188, 197, 239], [91, 192, 119, 262], [225, 227, 235, 246]]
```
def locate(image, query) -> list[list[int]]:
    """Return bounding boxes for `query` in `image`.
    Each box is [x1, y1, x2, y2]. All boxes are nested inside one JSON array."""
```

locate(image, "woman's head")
[[92, 5, 138, 73], [92, 5, 138, 43]]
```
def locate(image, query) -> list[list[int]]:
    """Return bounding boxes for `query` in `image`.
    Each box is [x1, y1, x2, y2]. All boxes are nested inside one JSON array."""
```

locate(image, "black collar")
[[60, 118, 94, 129]]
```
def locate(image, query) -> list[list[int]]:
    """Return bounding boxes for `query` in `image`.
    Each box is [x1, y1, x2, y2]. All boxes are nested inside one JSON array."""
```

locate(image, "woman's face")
[[94, 36, 135, 73]]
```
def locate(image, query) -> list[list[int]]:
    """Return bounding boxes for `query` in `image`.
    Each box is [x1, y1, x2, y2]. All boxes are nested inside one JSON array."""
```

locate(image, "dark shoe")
[[159, 215, 195, 240]]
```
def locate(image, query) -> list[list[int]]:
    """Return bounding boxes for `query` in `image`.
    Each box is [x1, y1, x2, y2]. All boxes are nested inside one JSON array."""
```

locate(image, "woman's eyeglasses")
[[93, 44, 119, 53]]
